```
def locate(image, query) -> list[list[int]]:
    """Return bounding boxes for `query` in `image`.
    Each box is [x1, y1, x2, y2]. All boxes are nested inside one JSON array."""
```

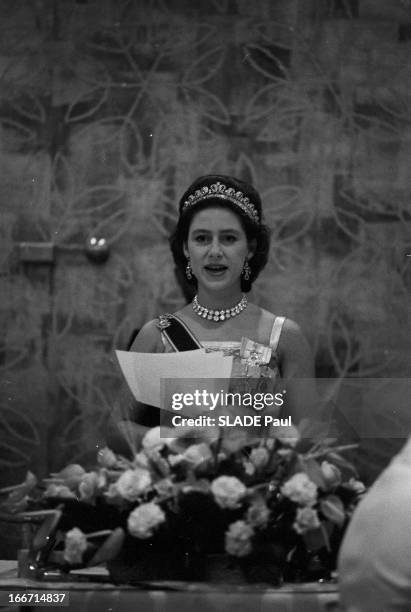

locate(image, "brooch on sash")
[[240, 337, 272, 365], [156, 314, 172, 330], [239, 337, 273, 377]]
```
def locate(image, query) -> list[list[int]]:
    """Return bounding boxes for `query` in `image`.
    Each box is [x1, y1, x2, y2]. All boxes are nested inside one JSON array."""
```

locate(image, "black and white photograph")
[[0, 1, 410, 611]]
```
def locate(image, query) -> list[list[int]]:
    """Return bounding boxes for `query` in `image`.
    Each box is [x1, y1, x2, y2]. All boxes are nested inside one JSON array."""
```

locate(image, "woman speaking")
[[129, 174, 318, 426]]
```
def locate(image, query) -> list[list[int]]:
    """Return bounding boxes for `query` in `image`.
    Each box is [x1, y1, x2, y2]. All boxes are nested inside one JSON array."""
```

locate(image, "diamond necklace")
[[192, 294, 248, 322]]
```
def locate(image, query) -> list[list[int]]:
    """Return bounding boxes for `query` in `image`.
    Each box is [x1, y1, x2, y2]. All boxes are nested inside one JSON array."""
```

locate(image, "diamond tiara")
[[182, 181, 260, 223]]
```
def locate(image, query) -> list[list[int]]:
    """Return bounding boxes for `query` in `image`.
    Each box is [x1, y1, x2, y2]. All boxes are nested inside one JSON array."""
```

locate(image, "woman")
[[129, 174, 317, 426]]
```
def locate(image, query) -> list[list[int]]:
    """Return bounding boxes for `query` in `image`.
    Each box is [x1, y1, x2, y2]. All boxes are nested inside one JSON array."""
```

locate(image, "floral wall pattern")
[[1, 0, 411, 555]]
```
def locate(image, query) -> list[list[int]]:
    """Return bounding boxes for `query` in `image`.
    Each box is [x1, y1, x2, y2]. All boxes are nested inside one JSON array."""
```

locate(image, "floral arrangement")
[[0, 421, 364, 584]]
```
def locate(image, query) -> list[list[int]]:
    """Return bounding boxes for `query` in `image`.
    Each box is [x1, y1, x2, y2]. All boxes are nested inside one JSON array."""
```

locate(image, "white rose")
[[250, 447, 269, 468], [281, 472, 318, 506], [244, 460, 255, 476], [225, 521, 254, 557], [97, 447, 117, 468], [133, 451, 150, 469], [127, 502, 166, 539], [56, 464, 86, 488], [277, 448, 293, 459], [293, 507, 321, 534], [183, 443, 213, 466], [211, 476, 247, 509], [115, 468, 152, 501], [142, 427, 175, 451], [346, 478, 366, 495], [79, 472, 99, 502], [144, 449, 170, 477], [169, 425, 219, 451], [221, 429, 249, 454], [265, 438, 275, 450], [96, 468, 108, 490], [44, 484, 77, 499], [321, 461, 342, 488], [63, 527, 88, 564], [273, 424, 300, 447], [168, 453, 185, 467]]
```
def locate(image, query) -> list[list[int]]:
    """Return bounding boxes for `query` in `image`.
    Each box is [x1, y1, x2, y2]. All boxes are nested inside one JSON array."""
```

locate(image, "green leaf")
[[325, 452, 357, 476], [303, 526, 328, 552], [299, 457, 327, 489], [87, 527, 125, 566], [32, 508, 63, 552]]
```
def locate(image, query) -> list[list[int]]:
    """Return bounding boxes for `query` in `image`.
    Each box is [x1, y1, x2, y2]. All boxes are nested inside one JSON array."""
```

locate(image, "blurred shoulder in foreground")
[[338, 436, 411, 612]]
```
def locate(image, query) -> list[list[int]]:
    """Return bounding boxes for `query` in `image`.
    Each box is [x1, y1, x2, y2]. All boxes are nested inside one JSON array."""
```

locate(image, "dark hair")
[[169, 174, 271, 292]]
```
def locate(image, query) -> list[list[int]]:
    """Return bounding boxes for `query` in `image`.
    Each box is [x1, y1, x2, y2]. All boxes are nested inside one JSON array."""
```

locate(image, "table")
[[0, 561, 341, 611]]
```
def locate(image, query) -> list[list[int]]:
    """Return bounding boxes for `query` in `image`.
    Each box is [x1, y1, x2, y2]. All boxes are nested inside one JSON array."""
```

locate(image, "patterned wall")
[[1, 0, 410, 508]]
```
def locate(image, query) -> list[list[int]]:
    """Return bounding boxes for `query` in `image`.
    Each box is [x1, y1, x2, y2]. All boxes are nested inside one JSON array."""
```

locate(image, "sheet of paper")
[[115, 349, 233, 409]]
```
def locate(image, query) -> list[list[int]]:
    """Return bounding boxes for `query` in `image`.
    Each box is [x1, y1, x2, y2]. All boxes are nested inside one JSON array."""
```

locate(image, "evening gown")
[[135, 314, 286, 427]]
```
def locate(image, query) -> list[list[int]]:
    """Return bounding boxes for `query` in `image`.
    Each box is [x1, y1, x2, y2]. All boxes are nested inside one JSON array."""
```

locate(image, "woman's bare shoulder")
[[129, 318, 164, 353], [255, 308, 309, 355], [254, 306, 297, 327], [281, 317, 304, 336], [255, 306, 303, 334], [275, 316, 308, 349]]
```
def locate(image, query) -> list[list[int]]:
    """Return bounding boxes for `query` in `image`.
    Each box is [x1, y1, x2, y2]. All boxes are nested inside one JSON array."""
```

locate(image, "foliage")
[[0, 421, 364, 583]]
